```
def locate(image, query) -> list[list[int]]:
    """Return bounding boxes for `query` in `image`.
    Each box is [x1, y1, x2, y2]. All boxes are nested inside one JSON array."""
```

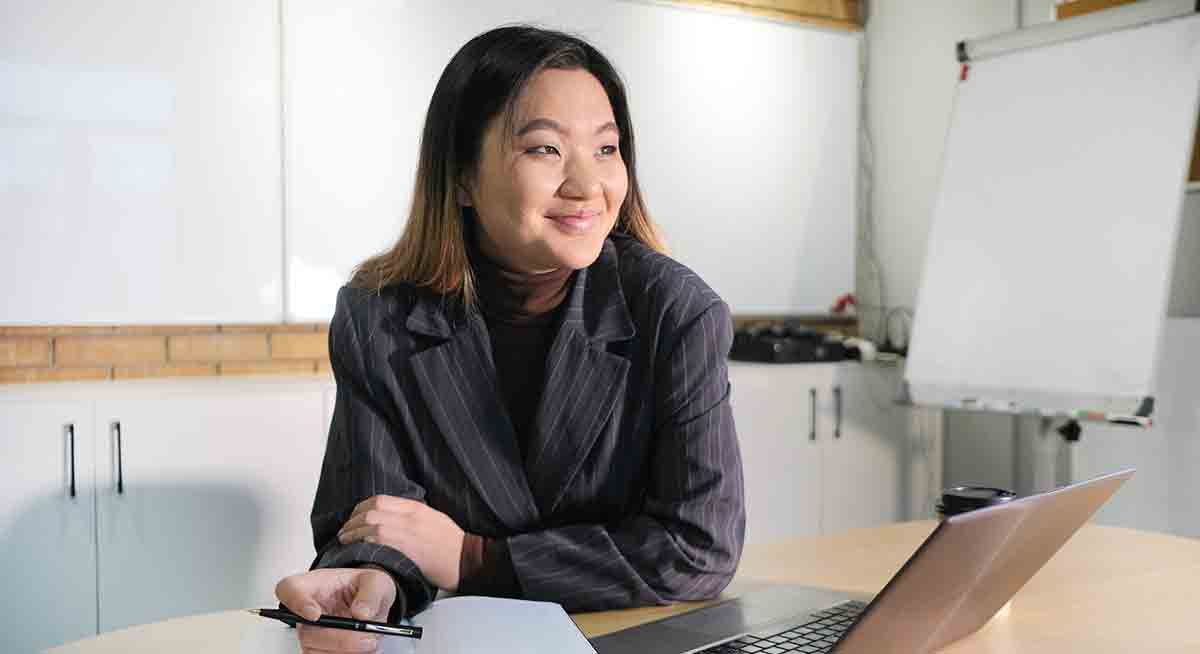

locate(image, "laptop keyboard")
[[696, 600, 868, 654]]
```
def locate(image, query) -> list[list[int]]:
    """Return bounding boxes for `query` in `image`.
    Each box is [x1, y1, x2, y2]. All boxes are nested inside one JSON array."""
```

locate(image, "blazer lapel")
[[524, 238, 636, 515], [406, 298, 541, 531]]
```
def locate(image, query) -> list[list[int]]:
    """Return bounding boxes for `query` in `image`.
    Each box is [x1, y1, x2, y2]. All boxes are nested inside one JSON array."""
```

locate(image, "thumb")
[[351, 568, 396, 620], [274, 573, 323, 622]]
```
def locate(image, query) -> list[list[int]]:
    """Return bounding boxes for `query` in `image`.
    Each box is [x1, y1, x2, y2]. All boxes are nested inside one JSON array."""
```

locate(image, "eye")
[[598, 145, 618, 157], [526, 145, 560, 156]]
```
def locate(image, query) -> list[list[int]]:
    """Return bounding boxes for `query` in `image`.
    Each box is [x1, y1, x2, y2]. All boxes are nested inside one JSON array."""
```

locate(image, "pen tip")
[[246, 609, 260, 615]]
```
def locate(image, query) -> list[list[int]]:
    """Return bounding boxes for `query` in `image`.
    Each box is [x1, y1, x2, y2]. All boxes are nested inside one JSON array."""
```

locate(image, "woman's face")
[[462, 68, 629, 273]]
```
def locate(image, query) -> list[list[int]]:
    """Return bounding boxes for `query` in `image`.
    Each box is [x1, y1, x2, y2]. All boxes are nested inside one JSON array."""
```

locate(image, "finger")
[[352, 567, 397, 620], [350, 494, 391, 519], [274, 574, 324, 622], [340, 509, 388, 538], [297, 624, 379, 653], [341, 524, 405, 548], [339, 511, 367, 534], [349, 497, 373, 520], [337, 525, 377, 544], [340, 506, 414, 541], [352, 495, 421, 519]]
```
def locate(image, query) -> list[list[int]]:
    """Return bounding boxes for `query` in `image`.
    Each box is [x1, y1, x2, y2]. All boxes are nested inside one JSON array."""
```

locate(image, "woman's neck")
[[469, 231, 574, 325]]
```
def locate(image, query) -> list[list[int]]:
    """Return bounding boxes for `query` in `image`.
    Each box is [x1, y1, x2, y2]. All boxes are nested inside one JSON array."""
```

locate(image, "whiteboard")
[[0, 0, 284, 325], [905, 14, 1200, 415], [283, 0, 860, 321]]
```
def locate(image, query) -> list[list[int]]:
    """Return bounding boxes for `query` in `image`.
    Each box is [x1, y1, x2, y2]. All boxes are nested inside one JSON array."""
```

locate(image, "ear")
[[455, 182, 473, 207]]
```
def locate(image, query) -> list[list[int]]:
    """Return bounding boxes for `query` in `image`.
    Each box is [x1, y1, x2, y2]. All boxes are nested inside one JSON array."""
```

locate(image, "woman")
[[275, 25, 744, 652]]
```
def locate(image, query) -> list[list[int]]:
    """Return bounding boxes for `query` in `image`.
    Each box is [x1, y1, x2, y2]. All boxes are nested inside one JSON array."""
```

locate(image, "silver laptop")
[[592, 469, 1134, 654]]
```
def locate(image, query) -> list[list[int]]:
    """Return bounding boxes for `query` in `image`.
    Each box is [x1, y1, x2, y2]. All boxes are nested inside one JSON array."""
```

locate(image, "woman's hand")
[[274, 567, 396, 654], [338, 495, 466, 591]]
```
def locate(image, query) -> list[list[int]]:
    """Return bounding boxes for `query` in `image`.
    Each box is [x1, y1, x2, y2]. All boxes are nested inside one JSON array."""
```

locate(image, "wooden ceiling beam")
[[670, 0, 861, 31]]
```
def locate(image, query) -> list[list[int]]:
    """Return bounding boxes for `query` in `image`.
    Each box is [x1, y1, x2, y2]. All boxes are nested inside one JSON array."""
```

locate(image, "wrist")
[[354, 563, 406, 621]]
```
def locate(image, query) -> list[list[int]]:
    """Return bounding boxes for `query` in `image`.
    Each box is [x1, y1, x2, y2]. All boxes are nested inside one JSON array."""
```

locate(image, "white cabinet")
[[0, 0, 284, 324], [731, 363, 830, 542], [0, 378, 332, 651], [94, 387, 328, 633], [0, 401, 96, 654], [730, 362, 923, 544], [822, 364, 913, 534]]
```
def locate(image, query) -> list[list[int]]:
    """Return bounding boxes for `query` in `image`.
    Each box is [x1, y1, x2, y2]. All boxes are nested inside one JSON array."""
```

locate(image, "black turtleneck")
[[470, 245, 575, 451]]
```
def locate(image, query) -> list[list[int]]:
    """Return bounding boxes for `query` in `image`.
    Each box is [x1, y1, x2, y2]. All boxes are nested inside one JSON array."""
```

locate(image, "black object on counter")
[[730, 322, 849, 363]]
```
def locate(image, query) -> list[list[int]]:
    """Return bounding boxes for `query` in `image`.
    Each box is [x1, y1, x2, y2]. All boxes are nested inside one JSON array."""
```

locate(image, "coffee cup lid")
[[939, 485, 1016, 516]]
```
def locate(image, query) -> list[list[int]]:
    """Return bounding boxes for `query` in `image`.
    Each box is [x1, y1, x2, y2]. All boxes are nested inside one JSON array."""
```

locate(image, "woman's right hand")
[[275, 567, 397, 653]]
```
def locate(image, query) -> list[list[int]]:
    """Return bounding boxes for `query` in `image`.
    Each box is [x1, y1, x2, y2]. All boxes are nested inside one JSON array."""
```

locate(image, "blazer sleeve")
[[506, 300, 746, 612], [308, 286, 438, 620]]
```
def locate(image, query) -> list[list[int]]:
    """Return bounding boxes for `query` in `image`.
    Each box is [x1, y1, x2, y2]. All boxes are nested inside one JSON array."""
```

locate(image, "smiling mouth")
[[546, 211, 600, 233], [547, 210, 601, 220]]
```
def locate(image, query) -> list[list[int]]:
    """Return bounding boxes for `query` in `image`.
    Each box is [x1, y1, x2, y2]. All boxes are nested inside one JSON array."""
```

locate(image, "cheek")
[[605, 164, 629, 212], [510, 164, 562, 215]]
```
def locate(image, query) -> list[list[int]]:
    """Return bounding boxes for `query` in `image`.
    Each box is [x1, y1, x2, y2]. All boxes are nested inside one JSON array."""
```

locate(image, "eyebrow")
[[515, 118, 620, 138]]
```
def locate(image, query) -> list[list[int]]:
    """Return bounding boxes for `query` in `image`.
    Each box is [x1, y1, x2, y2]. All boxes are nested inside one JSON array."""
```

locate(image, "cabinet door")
[[729, 363, 832, 543], [821, 365, 910, 535], [94, 388, 327, 633], [0, 400, 96, 652]]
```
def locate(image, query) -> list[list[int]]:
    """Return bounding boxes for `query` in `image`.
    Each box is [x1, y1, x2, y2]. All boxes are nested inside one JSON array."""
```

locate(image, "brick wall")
[[1, 316, 860, 385], [0, 324, 331, 384]]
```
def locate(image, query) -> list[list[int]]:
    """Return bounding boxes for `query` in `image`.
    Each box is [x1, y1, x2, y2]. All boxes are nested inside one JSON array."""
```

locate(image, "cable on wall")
[[856, 0, 888, 344]]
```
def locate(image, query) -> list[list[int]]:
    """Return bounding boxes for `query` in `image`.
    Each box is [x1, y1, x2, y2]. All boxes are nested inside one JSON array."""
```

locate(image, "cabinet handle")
[[67, 423, 76, 498], [834, 386, 843, 439], [809, 388, 817, 441], [113, 421, 124, 495]]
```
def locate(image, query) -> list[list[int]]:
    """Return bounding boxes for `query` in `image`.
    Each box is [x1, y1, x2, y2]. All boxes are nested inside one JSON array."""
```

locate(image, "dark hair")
[[350, 25, 664, 303]]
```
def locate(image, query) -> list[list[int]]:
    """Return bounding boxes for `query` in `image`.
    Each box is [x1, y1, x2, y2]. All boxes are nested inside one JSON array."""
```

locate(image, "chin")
[[547, 233, 607, 270]]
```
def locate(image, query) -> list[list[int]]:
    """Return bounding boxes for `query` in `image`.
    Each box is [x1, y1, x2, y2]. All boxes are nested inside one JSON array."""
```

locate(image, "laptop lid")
[[833, 468, 1135, 654]]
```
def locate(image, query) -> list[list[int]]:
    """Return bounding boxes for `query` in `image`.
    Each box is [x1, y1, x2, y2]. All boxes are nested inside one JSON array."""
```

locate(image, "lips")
[[546, 210, 601, 234]]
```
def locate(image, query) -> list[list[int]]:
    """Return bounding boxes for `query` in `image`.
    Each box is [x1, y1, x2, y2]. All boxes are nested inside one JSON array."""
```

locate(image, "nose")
[[558, 155, 602, 200]]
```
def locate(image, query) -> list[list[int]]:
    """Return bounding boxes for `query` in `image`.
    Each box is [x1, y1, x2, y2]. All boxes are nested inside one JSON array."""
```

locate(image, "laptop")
[[592, 468, 1134, 654]]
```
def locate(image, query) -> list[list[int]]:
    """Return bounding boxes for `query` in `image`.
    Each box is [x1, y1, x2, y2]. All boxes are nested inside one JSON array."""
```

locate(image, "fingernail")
[[352, 601, 370, 617]]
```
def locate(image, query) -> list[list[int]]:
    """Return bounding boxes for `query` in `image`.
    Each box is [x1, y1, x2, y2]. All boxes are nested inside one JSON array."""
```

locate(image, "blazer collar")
[[403, 287, 462, 340], [404, 236, 636, 343]]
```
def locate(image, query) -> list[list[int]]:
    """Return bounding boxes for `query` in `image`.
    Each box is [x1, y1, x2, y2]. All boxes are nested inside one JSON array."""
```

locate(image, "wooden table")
[[50, 521, 1200, 653]]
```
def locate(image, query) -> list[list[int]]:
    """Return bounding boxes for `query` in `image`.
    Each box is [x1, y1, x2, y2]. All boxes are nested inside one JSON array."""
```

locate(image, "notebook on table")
[[243, 595, 595, 654]]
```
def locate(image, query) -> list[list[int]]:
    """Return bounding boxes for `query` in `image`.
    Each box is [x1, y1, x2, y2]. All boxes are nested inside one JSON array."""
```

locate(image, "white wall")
[[860, 0, 1056, 491], [860, 0, 1055, 334]]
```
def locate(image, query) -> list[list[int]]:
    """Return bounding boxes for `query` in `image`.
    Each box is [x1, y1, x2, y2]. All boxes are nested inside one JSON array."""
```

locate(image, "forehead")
[[513, 67, 615, 124]]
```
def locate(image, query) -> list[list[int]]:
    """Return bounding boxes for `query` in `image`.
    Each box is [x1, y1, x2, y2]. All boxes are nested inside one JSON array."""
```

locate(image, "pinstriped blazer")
[[310, 232, 745, 617]]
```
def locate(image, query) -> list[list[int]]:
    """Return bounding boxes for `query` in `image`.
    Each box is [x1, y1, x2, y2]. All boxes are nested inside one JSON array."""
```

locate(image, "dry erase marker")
[[248, 608, 422, 639], [1070, 410, 1152, 428]]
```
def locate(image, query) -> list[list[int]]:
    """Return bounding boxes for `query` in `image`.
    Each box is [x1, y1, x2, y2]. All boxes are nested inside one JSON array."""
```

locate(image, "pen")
[[248, 608, 423, 639]]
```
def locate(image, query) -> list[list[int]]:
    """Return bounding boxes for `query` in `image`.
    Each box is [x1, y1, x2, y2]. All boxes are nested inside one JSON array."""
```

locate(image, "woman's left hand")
[[337, 495, 466, 592]]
